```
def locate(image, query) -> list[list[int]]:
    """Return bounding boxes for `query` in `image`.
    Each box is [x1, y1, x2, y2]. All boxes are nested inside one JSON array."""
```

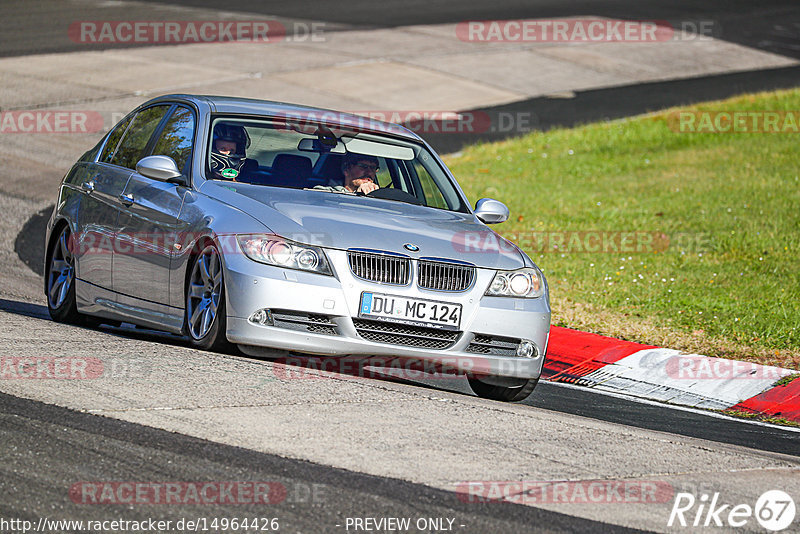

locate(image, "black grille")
[[418, 260, 475, 291], [272, 310, 338, 336], [466, 334, 521, 356], [348, 250, 410, 285], [353, 319, 460, 349]]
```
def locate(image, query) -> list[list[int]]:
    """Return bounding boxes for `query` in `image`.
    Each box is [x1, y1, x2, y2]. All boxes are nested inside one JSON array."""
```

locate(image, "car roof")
[[140, 94, 423, 142]]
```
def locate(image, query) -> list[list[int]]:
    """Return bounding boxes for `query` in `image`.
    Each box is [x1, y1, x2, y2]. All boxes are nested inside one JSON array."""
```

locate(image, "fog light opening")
[[249, 308, 274, 326], [516, 340, 537, 358]]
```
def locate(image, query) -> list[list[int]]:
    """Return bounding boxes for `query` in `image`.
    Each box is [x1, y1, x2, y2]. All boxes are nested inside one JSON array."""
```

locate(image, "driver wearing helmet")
[[209, 123, 254, 181]]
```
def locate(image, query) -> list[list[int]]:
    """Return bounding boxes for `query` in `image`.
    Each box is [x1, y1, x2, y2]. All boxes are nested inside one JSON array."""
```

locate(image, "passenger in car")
[[313, 154, 380, 194]]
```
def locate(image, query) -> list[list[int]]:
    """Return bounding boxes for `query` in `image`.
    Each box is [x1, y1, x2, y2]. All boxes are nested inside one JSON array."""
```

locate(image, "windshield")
[[207, 116, 468, 212]]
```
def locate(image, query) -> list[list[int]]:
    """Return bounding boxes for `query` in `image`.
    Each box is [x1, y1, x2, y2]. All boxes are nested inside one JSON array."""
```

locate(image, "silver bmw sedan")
[[44, 94, 550, 401]]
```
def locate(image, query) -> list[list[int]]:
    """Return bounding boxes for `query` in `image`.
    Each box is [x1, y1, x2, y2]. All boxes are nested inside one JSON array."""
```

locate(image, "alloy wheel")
[[47, 227, 75, 310], [186, 245, 222, 340]]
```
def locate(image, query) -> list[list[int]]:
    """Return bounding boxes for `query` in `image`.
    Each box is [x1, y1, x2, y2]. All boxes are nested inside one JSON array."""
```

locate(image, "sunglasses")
[[354, 162, 379, 172]]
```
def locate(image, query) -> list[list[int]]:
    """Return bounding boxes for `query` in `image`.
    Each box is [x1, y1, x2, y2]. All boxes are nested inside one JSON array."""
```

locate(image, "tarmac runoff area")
[[1, 13, 800, 532], [0, 15, 798, 199], [0, 278, 799, 532]]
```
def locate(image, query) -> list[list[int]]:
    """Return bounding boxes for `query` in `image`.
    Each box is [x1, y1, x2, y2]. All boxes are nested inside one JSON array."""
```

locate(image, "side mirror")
[[474, 198, 509, 224], [136, 155, 187, 185]]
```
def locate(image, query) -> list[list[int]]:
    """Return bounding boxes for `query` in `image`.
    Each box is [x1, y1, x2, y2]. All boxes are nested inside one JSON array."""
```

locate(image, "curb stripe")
[[544, 326, 800, 423], [727, 379, 800, 421], [543, 326, 655, 381]]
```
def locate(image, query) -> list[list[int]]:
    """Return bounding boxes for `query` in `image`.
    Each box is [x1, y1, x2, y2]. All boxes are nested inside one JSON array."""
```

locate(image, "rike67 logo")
[[668, 490, 796, 531]]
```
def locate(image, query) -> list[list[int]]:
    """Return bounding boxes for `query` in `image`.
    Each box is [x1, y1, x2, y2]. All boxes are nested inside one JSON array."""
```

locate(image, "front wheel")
[[46, 225, 82, 324], [468, 375, 539, 402], [185, 244, 231, 351]]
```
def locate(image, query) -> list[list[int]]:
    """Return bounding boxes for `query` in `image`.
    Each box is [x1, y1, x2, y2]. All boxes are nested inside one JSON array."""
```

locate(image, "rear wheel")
[[185, 243, 231, 351], [46, 225, 82, 324], [468, 375, 539, 402]]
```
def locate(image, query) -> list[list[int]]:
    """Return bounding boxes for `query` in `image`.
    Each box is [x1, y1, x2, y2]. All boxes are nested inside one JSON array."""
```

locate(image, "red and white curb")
[[544, 327, 800, 423]]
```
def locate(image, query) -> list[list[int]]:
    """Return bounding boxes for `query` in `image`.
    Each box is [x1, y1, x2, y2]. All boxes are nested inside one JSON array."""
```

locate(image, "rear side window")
[[99, 114, 133, 163], [110, 105, 170, 169], [151, 106, 195, 173]]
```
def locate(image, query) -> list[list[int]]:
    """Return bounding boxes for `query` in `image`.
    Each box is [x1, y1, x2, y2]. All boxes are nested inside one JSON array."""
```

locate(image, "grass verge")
[[722, 410, 800, 428], [445, 88, 800, 370]]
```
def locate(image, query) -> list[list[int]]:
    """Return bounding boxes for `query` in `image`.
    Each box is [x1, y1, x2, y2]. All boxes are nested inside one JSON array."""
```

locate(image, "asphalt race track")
[[3, 0, 800, 58], [3, 216, 800, 532], [1, 391, 640, 534], [1, 1, 800, 532], [2, 0, 800, 154]]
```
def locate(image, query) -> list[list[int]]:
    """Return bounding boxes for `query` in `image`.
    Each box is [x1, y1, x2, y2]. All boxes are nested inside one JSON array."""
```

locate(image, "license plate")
[[359, 292, 462, 330]]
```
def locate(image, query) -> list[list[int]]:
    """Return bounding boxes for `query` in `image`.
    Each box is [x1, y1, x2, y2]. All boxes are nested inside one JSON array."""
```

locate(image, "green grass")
[[445, 89, 800, 366], [722, 410, 800, 428], [774, 374, 800, 387]]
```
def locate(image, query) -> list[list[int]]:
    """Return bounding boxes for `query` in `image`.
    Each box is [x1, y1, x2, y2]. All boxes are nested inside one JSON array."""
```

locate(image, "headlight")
[[236, 235, 332, 275], [485, 267, 544, 298]]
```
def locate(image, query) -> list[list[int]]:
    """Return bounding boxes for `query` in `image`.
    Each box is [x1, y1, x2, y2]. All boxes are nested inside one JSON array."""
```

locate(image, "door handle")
[[81, 180, 95, 194], [118, 192, 134, 206]]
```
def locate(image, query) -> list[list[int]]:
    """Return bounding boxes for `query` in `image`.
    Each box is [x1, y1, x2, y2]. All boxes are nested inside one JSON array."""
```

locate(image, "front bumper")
[[223, 249, 550, 380]]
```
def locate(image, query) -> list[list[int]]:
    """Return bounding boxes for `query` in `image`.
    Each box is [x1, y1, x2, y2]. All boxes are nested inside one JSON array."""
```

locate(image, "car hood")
[[204, 183, 527, 270]]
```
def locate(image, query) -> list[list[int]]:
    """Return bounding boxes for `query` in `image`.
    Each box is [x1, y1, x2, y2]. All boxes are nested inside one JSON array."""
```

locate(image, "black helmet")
[[210, 123, 250, 180], [212, 122, 250, 153]]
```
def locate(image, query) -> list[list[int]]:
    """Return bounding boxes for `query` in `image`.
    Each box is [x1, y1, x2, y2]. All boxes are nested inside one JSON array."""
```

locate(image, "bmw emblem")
[[403, 243, 420, 252]]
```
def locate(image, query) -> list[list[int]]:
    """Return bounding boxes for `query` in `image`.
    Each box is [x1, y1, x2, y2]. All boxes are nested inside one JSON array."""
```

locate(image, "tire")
[[468, 375, 539, 402], [46, 225, 82, 324], [185, 243, 231, 351]]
